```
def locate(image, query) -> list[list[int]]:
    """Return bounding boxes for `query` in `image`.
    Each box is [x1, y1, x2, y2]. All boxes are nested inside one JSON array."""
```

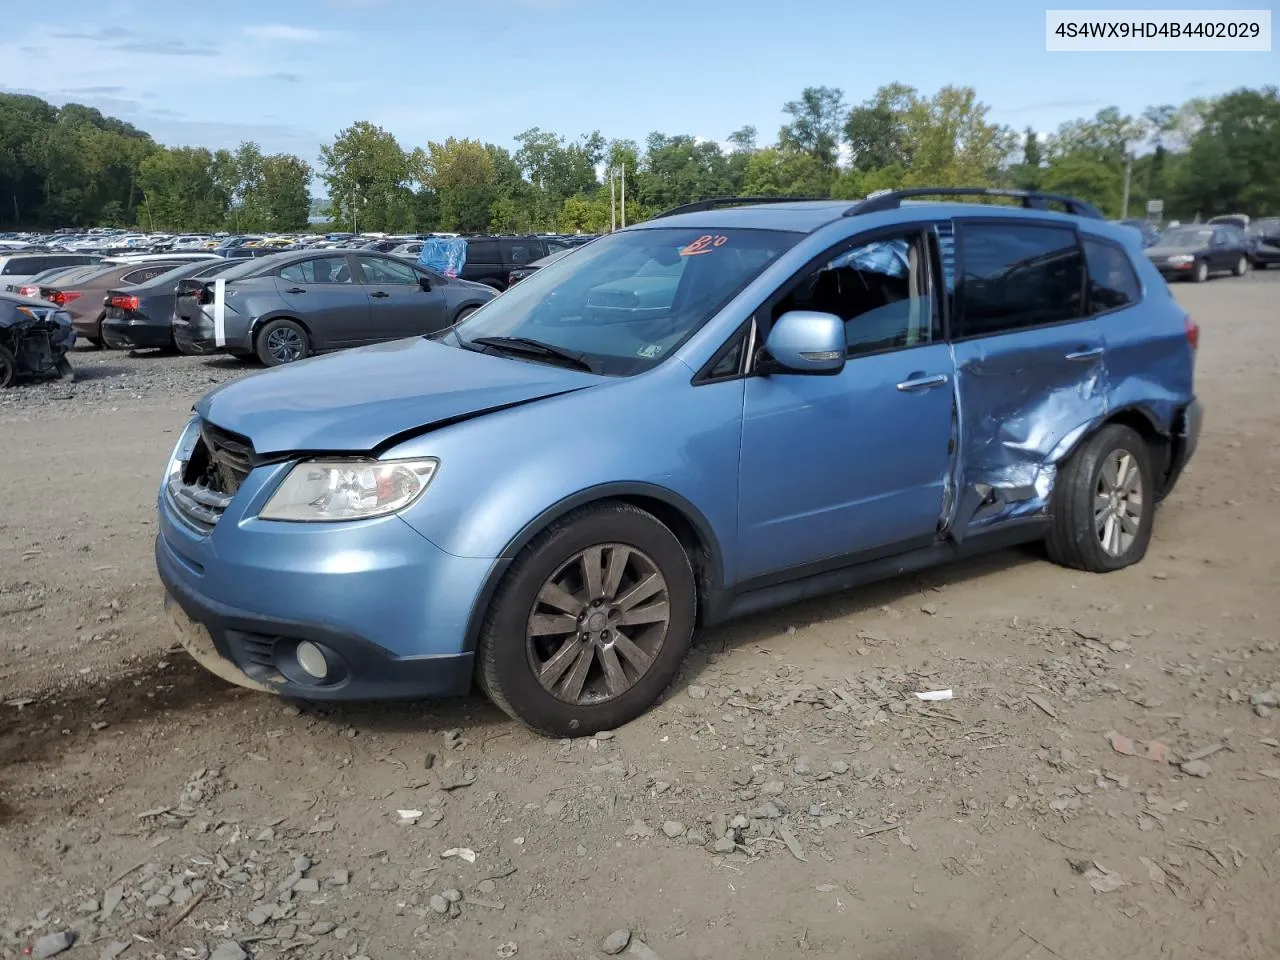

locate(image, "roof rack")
[[846, 187, 1103, 219], [651, 196, 830, 220]]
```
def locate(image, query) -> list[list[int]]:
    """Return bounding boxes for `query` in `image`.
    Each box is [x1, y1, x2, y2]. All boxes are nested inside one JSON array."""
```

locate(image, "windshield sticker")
[[636, 344, 664, 358], [680, 234, 729, 257]]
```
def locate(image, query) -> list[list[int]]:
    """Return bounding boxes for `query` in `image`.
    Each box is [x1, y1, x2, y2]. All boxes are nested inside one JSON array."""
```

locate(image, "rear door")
[[948, 219, 1106, 537], [353, 255, 447, 340], [274, 255, 369, 349]]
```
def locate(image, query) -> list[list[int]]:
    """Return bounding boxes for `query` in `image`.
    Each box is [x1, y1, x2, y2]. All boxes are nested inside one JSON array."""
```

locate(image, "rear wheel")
[[256, 319, 309, 367], [1192, 259, 1209, 283], [1046, 424, 1154, 573], [0, 345, 15, 388], [1233, 255, 1249, 277], [476, 502, 696, 736]]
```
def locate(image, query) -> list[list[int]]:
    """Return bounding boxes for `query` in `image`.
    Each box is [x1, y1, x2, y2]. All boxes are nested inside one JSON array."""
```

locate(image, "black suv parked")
[[458, 235, 550, 290]]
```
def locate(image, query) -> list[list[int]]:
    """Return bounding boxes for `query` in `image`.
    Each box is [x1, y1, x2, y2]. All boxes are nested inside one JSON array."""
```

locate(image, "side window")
[[1082, 239, 1141, 313], [707, 337, 745, 379], [466, 240, 496, 264], [772, 231, 937, 357], [508, 242, 536, 265], [956, 222, 1083, 337], [122, 265, 176, 284], [278, 256, 352, 284], [357, 256, 417, 285]]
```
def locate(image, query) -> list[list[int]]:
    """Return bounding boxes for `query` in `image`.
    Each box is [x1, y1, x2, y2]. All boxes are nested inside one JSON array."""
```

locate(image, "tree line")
[[1, 84, 1277, 234]]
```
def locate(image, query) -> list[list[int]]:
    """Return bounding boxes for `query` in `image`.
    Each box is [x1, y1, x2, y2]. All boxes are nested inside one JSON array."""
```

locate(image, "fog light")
[[295, 641, 328, 680]]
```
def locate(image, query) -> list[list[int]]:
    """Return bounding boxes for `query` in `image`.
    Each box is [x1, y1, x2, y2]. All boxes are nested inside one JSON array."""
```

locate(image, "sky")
[[2, 0, 1276, 178]]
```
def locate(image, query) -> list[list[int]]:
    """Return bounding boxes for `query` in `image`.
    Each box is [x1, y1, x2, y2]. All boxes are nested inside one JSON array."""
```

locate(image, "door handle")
[[1065, 346, 1104, 362], [370, 291, 390, 298], [285, 287, 306, 294], [896, 373, 949, 392]]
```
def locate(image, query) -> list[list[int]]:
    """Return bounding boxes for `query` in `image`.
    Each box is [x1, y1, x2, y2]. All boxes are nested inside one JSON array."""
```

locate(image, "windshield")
[[451, 227, 800, 375], [1160, 227, 1213, 247], [1247, 219, 1280, 237]]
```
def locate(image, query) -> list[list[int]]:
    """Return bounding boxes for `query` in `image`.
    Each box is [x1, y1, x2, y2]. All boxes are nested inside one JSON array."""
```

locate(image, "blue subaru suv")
[[157, 188, 1202, 736]]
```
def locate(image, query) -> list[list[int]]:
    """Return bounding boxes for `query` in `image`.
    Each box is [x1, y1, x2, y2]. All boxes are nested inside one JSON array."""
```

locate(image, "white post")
[[609, 169, 617, 233], [620, 165, 626, 228]]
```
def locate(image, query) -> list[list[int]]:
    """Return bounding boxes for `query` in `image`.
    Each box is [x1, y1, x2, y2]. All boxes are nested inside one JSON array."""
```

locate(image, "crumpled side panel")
[[947, 323, 1108, 539]]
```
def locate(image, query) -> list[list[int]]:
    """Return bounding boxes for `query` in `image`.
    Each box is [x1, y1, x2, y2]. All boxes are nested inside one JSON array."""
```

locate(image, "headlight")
[[165, 417, 202, 486], [1167, 254, 1195, 265], [260, 459, 438, 522]]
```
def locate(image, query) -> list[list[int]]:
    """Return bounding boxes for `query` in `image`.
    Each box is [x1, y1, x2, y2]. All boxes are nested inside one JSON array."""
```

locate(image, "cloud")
[[994, 97, 1105, 117], [269, 71, 305, 83], [113, 40, 218, 57], [50, 25, 132, 42], [243, 24, 325, 42], [65, 85, 127, 95]]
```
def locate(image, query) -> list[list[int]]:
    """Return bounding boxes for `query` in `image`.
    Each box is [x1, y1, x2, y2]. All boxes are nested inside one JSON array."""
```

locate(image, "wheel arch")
[[1052, 403, 1176, 499], [462, 482, 726, 653], [250, 312, 314, 347]]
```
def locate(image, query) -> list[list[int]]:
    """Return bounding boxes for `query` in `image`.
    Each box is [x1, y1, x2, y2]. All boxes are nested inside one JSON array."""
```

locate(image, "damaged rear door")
[[948, 219, 1106, 537]]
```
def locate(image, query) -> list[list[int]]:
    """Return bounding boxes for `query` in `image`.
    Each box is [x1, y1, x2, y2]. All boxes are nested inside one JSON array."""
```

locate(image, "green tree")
[[741, 148, 831, 197], [319, 121, 412, 232], [1175, 86, 1280, 217], [899, 86, 1014, 187], [779, 86, 846, 170], [636, 133, 733, 210], [844, 83, 918, 172], [260, 153, 312, 230], [425, 137, 496, 233], [137, 147, 228, 230]]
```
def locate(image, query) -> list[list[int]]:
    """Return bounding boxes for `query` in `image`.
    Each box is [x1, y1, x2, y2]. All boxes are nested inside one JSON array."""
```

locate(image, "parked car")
[[1, 252, 101, 292], [8, 263, 102, 299], [1144, 224, 1251, 281], [0, 291, 75, 387], [1245, 218, 1280, 268], [42, 259, 198, 345], [221, 247, 287, 260], [421, 235, 552, 290], [507, 247, 575, 287], [1207, 214, 1249, 231], [1117, 219, 1160, 247], [101, 259, 252, 351], [172, 250, 495, 365], [157, 188, 1202, 736]]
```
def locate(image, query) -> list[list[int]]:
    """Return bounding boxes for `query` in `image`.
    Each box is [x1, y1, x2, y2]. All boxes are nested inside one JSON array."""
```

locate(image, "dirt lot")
[[2, 273, 1279, 960]]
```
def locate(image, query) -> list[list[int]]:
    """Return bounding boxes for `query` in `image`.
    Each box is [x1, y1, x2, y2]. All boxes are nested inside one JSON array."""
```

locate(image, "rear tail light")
[[1185, 315, 1200, 350], [17, 285, 39, 297], [48, 290, 82, 306], [110, 294, 140, 311]]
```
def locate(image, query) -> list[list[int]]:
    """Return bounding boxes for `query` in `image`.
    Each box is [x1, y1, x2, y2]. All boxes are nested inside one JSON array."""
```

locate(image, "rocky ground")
[[2, 273, 1279, 960]]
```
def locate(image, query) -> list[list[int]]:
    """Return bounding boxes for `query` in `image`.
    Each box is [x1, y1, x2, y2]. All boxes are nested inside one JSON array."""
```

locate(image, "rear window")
[[1083, 239, 1141, 314], [957, 222, 1084, 337], [122, 264, 185, 284]]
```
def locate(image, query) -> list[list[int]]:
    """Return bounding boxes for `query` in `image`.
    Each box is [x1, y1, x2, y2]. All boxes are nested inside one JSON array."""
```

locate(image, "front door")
[[354, 255, 448, 341], [736, 228, 955, 584], [274, 255, 369, 350], [948, 219, 1108, 535]]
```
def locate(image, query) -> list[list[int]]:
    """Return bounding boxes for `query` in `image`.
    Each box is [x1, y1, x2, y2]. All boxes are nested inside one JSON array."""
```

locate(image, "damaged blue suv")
[[157, 188, 1202, 737]]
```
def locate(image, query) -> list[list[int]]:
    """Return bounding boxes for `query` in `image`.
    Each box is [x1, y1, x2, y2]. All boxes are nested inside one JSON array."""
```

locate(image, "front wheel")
[[1233, 255, 1249, 277], [256, 319, 310, 367], [476, 502, 696, 737], [1046, 424, 1154, 573], [0, 345, 15, 388], [1192, 260, 1209, 283]]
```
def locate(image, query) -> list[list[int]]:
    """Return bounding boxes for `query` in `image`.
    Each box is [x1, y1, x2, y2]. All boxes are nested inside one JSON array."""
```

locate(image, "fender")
[[461, 481, 726, 653], [1046, 401, 1170, 466]]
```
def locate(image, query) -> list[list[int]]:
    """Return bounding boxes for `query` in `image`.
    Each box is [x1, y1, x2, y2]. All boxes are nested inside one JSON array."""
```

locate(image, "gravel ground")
[[1, 273, 1279, 960]]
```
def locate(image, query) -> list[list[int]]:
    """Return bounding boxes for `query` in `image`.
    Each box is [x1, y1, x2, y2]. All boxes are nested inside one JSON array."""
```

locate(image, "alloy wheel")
[[525, 544, 671, 705], [266, 327, 304, 363], [1094, 449, 1144, 557]]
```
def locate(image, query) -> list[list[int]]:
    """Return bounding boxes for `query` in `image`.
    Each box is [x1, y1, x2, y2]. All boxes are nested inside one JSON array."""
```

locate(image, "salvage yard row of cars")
[[0, 214, 1274, 388]]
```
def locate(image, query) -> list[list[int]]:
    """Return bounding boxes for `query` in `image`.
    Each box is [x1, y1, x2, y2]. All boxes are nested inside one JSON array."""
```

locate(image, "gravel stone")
[[602, 929, 632, 955], [31, 931, 75, 958], [661, 820, 685, 838], [209, 943, 248, 960], [429, 895, 449, 914]]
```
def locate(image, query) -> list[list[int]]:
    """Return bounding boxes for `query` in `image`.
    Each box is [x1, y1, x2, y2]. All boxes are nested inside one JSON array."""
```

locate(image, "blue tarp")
[[418, 237, 468, 277]]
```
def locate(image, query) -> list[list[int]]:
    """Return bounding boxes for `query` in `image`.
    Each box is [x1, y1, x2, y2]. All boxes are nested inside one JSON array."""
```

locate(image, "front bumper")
[[102, 315, 174, 350], [156, 469, 497, 700]]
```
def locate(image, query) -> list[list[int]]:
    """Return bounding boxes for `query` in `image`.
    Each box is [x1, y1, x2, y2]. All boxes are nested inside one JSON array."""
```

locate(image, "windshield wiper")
[[468, 336, 595, 372]]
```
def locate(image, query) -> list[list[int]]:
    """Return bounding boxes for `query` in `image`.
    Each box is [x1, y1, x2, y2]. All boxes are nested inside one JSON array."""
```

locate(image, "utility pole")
[[609, 169, 617, 233], [1121, 153, 1133, 220], [620, 165, 626, 228]]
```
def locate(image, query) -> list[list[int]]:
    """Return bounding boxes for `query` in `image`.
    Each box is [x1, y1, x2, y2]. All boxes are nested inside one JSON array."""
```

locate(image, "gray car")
[[172, 250, 496, 366]]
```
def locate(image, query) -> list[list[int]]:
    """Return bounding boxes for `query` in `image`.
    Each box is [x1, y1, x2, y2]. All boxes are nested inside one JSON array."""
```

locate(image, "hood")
[[196, 336, 604, 454]]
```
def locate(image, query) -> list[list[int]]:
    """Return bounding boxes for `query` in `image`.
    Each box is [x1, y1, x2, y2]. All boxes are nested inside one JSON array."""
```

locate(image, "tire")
[[255, 318, 309, 367], [476, 501, 696, 737], [1045, 424, 1154, 573], [1192, 260, 1209, 283], [1233, 255, 1249, 277], [0, 345, 15, 388], [455, 306, 479, 323]]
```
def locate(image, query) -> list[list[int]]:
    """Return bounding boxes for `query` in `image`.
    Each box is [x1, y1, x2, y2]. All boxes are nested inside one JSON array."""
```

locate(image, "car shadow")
[[65, 363, 132, 382]]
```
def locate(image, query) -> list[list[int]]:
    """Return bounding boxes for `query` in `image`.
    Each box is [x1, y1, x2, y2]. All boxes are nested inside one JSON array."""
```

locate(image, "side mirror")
[[760, 311, 846, 375], [418, 275, 432, 292]]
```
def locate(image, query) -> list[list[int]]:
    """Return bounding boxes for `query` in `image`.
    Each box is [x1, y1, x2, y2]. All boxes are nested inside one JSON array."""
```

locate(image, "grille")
[[167, 421, 256, 531]]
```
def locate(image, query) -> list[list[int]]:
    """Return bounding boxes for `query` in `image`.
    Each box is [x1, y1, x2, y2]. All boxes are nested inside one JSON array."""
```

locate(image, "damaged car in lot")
[[0, 292, 75, 387], [157, 189, 1203, 737]]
